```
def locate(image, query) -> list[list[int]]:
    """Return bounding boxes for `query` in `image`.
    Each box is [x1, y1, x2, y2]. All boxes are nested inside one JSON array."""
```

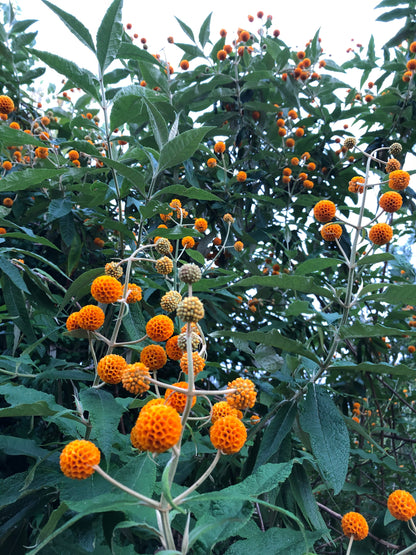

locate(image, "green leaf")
[[175, 42, 205, 60], [0, 256, 29, 293], [338, 322, 412, 339], [0, 125, 45, 147], [0, 168, 66, 192], [0, 383, 70, 417], [58, 267, 103, 310], [332, 361, 416, 378], [234, 274, 335, 301], [223, 528, 323, 555], [1, 232, 60, 251], [376, 0, 407, 7], [47, 198, 72, 222], [217, 330, 320, 363], [30, 48, 100, 100], [153, 184, 222, 202], [199, 13, 212, 48], [175, 16, 195, 42], [379, 284, 416, 305], [143, 98, 169, 148], [80, 389, 128, 461], [296, 257, 343, 275], [299, 385, 349, 494], [376, 7, 409, 21], [286, 300, 313, 316], [357, 252, 395, 266], [186, 249, 206, 265], [117, 42, 164, 67], [0, 435, 49, 458], [254, 404, 297, 470], [41, 0, 95, 52], [1, 275, 36, 343], [96, 0, 123, 72], [158, 127, 214, 172]]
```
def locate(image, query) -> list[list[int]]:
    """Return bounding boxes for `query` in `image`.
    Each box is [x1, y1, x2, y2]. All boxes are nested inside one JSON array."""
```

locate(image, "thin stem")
[[93, 465, 160, 509], [173, 450, 221, 505], [158, 508, 176, 550], [345, 535, 354, 555], [396, 542, 416, 555]]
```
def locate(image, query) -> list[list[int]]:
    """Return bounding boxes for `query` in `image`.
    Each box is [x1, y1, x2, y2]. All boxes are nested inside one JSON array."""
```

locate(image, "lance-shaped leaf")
[[96, 0, 123, 72], [41, 0, 95, 52]]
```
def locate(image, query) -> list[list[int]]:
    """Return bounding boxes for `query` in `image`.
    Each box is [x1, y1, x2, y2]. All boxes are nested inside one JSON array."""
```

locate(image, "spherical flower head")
[[226, 377, 257, 409], [91, 275, 123, 304], [180, 59, 189, 70], [303, 180, 314, 190], [408, 345, 416, 353], [165, 335, 184, 360], [343, 137, 357, 149], [94, 237, 105, 248], [66, 312, 80, 331], [207, 157, 217, 168], [9, 121, 20, 130], [288, 109, 298, 119], [155, 237, 172, 256], [214, 141, 226, 154], [379, 191, 402, 213], [140, 344, 167, 370], [121, 363, 150, 395], [105, 261, 123, 280], [236, 171, 247, 183], [389, 142, 402, 157], [177, 296, 205, 323], [407, 59, 416, 71], [68, 150, 79, 161], [223, 213, 234, 224], [368, 223, 393, 246], [165, 381, 196, 413], [60, 439, 100, 480], [239, 30, 250, 42], [321, 223, 342, 242], [130, 403, 182, 453], [2, 161, 12, 171], [194, 218, 208, 233], [146, 315, 174, 342], [389, 170, 410, 191], [181, 236, 195, 249], [78, 305, 105, 330], [178, 263, 202, 284], [234, 241, 244, 252], [180, 351, 205, 375], [161, 290, 182, 313], [341, 512, 369, 540], [97, 354, 127, 384], [348, 176, 365, 194], [217, 49, 227, 61], [210, 415, 247, 454], [155, 256, 173, 275], [35, 146, 49, 159], [387, 490, 416, 521], [313, 200, 336, 223], [126, 283, 142, 304], [211, 401, 242, 423], [385, 158, 401, 173], [0, 95, 14, 114], [177, 331, 200, 352]]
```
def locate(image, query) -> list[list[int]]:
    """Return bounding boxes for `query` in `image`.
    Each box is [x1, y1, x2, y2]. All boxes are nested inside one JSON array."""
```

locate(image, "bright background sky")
[[13, 0, 401, 74]]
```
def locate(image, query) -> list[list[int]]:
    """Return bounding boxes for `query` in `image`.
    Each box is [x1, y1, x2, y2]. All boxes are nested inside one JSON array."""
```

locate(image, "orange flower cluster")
[[164, 381, 196, 413], [126, 283, 142, 303], [211, 401, 242, 423], [226, 377, 257, 409], [180, 351, 205, 375], [368, 223, 393, 245], [121, 363, 150, 395], [165, 335, 184, 360], [146, 315, 174, 342], [77, 305, 105, 330], [97, 354, 127, 384], [210, 415, 247, 454], [91, 275, 123, 304], [341, 512, 369, 540], [313, 200, 336, 223], [387, 490, 416, 521], [389, 170, 410, 191], [140, 344, 167, 370], [320, 223, 342, 242], [0, 95, 14, 114], [379, 191, 402, 213], [60, 439, 100, 480], [130, 402, 182, 453]]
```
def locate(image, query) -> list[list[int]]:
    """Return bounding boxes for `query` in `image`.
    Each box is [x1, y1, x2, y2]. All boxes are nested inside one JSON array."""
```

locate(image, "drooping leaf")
[[158, 127, 215, 172], [0, 275, 36, 343], [0, 167, 67, 192], [175, 16, 195, 42], [199, 12, 212, 48], [223, 528, 324, 555], [58, 267, 103, 310], [41, 0, 96, 52], [332, 361, 416, 378], [0, 125, 45, 147], [96, 0, 123, 72], [0, 256, 29, 293], [153, 184, 222, 202], [338, 322, 413, 339], [0, 383, 71, 418], [234, 274, 336, 301], [299, 385, 349, 494], [295, 257, 343, 275]]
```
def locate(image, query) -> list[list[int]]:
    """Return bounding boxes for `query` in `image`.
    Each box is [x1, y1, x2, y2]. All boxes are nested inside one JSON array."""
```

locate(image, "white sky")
[[13, 0, 402, 73]]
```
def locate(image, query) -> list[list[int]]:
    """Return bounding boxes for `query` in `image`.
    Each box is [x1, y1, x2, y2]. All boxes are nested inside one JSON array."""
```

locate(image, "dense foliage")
[[1, 0, 416, 553]]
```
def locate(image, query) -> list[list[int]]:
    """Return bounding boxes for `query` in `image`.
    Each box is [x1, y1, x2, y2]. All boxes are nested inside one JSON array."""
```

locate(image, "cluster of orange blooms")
[[402, 41, 416, 82]]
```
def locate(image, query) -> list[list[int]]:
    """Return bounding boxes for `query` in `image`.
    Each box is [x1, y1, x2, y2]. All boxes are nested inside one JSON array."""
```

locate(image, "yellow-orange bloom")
[[341, 512, 369, 540], [130, 403, 182, 453], [140, 344, 167, 370], [313, 200, 336, 223], [165, 381, 196, 413], [146, 315, 174, 342], [91, 275, 123, 304], [77, 305, 105, 330], [387, 490, 416, 521], [368, 223, 393, 245], [210, 415, 247, 454], [60, 439, 100, 479], [389, 170, 410, 191], [97, 354, 127, 384]]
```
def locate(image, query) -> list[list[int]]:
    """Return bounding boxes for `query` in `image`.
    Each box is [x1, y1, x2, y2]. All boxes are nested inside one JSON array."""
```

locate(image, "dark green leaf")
[[0, 383, 70, 417], [58, 267, 103, 310], [199, 13, 212, 48], [299, 385, 349, 494], [0, 125, 45, 147], [143, 98, 169, 148], [47, 198, 72, 222], [223, 528, 323, 555], [153, 184, 222, 202], [254, 404, 297, 470], [338, 322, 411, 339], [41, 0, 95, 52], [158, 127, 214, 172], [234, 274, 335, 301], [332, 361, 416, 378], [296, 257, 343, 275], [30, 48, 100, 100], [357, 252, 395, 266], [0, 167, 66, 192], [175, 16, 195, 42], [96, 0, 123, 71], [376, 7, 409, 21], [0, 256, 29, 293], [1, 275, 36, 343], [186, 249, 206, 265], [1, 232, 60, 251], [175, 42, 205, 60]]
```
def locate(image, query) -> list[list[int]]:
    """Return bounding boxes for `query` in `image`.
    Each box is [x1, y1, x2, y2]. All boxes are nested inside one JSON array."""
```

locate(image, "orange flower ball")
[[130, 403, 182, 453], [66, 312, 80, 331], [165, 335, 184, 360], [313, 200, 336, 223], [320, 224, 342, 242], [77, 305, 105, 330], [140, 344, 167, 370], [121, 363, 150, 395], [97, 354, 127, 384], [389, 170, 410, 191], [146, 315, 174, 342], [387, 490, 416, 521], [368, 223, 393, 245], [181, 236, 195, 248], [379, 191, 402, 213], [226, 377, 257, 409], [179, 352, 205, 375], [180, 59, 189, 70], [60, 439, 100, 479], [0, 95, 14, 114], [91, 275, 123, 304], [236, 171, 247, 182], [341, 512, 369, 540], [164, 381, 196, 413], [126, 283, 142, 303], [210, 415, 247, 454], [194, 218, 208, 232], [211, 401, 242, 423], [214, 141, 226, 154]]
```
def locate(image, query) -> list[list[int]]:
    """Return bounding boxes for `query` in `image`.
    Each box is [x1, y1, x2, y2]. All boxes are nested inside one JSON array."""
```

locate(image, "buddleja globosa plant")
[[1, 0, 416, 553]]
